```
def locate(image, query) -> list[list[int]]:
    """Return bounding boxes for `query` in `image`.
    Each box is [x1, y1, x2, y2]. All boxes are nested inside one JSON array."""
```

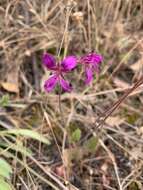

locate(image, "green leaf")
[[84, 137, 98, 152], [5, 129, 50, 144], [0, 159, 12, 179], [0, 142, 32, 157], [71, 128, 81, 142], [0, 95, 9, 107], [127, 114, 139, 124], [0, 178, 11, 190], [128, 181, 141, 190]]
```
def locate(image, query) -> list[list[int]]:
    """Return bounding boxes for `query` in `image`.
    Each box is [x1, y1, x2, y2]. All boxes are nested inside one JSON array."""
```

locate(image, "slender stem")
[[58, 85, 65, 125], [56, 5, 74, 185]]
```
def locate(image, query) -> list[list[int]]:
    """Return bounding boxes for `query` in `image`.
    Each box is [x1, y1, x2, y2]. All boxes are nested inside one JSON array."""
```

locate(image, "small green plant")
[[71, 128, 81, 143], [0, 95, 9, 107], [0, 129, 50, 190], [0, 158, 12, 190], [84, 136, 98, 152]]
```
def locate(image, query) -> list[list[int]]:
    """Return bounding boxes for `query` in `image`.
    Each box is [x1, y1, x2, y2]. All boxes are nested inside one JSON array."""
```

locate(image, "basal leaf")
[[0, 159, 12, 179], [5, 129, 50, 144], [71, 128, 81, 142], [0, 178, 11, 190]]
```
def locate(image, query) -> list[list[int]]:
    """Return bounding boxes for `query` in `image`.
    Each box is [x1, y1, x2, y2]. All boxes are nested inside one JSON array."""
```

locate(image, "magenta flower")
[[42, 53, 77, 92], [80, 52, 103, 84]]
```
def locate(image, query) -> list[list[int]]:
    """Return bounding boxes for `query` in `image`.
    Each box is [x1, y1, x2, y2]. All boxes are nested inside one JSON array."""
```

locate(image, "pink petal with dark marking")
[[85, 67, 93, 84], [42, 53, 56, 69], [61, 56, 77, 71], [60, 78, 72, 92], [44, 74, 58, 92]]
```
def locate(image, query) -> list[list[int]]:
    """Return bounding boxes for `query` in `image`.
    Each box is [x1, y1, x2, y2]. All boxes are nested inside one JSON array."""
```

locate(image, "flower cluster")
[[42, 52, 103, 92]]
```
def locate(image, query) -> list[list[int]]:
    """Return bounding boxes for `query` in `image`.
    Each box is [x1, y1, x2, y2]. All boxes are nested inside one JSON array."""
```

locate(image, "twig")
[[94, 76, 143, 132]]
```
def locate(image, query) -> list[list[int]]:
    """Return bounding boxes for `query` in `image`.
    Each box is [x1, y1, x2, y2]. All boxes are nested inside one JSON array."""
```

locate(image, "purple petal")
[[44, 74, 58, 92], [61, 56, 77, 71], [42, 53, 56, 69], [89, 53, 103, 63], [60, 78, 72, 92], [81, 52, 103, 64], [85, 67, 93, 84], [92, 63, 100, 73]]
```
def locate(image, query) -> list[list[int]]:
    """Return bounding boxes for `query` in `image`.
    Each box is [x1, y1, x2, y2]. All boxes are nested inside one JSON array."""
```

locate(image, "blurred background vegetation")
[[0, 0, 143, 189]]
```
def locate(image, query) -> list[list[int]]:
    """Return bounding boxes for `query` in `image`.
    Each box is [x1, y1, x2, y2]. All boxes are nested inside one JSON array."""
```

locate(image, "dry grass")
[[0, 0, 143, 189]]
